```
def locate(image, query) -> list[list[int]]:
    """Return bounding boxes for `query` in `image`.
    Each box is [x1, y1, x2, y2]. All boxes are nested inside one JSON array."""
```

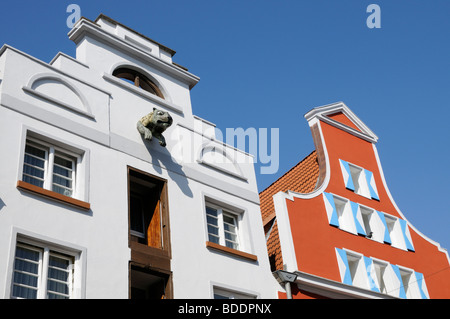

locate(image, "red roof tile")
[[259, 150, 320, 271]]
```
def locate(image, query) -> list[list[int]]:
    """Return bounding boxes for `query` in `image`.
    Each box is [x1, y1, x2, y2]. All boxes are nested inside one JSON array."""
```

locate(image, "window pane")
[[207, 224, 219, 236], [23, 143, 47, 188], [225, 241, 239, 250], [206, 215, 218, 226], [47, 254, 72, 299], [12, 246, 41, 299], [225, 232, 237, 242], [52, 185, 73, 197], [25, 144, 46, 160], [130, 195, 144, 234], [206, 206, 218, 217], [12, 285, 37, 299], [54, 155, 73, 169], [223, 214, 235, 225], [208, 234, 220, 244]]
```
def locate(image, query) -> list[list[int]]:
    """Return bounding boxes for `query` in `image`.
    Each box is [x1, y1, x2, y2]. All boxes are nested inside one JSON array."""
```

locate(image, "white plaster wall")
[[0, 17, 278, 299]]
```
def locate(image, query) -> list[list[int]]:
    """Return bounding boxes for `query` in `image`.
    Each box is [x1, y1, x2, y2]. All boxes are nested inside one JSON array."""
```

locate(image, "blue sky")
[[1, 1, 449, 254]]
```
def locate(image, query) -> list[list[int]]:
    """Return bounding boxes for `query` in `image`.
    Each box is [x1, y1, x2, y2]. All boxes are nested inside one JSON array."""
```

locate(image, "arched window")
[[113, 67, 164, 99]]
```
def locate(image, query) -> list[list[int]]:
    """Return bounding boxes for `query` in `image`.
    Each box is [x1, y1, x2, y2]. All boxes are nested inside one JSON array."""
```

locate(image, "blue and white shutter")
[[339, 160, 355, 191], [335, 248, 352, 285], [364, 169, 379, 200], [376, 211, 392, 244], [384, 264, 406, 299], [350, 201, 366, 236], [398, 218, 415, 251], [414, 272, 430, 299], [363, 256, 380, 293], [323, 193, 340, 227]]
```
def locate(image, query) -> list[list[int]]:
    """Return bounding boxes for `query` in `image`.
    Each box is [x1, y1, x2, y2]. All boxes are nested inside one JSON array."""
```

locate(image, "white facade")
[[0, 15, 277, 299]]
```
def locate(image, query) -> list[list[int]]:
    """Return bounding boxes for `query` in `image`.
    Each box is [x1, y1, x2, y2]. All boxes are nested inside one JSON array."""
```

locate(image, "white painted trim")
[[372, 143, 450, 263], [305, 101, 378, 143], [293, 270, 396, 299], [210, 281, 260, 299], [272, 192, 298, 273], [4, 227, 87, 299], [68, 19, 200, 89]]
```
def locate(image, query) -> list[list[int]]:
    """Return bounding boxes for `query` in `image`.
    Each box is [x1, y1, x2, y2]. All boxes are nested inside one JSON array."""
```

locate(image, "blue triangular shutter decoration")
[[390, 265, 406, 299], [363, 256, 380, 293], [350, 201, 366, 236], [415, 272, 429, 299], [323, 193, 339, 227], [377, 211, 392, 244], [339, 159, 355, 191], [335, 248, 352, 285], [364, 169, 379, 200], [398, 218, 415, 251]]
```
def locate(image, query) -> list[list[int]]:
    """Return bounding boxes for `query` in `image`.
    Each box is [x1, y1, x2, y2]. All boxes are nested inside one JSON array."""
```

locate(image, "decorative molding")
[[102, 73, 183, 114]]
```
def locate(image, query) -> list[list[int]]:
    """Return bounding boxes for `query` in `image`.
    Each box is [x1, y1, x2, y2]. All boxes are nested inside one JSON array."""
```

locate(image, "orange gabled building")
[[261, 102, 450, 299]]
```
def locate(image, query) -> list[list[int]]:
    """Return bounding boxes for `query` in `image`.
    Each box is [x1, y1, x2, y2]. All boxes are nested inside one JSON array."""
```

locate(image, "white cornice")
[[293, 270, 396, 299], [305, 101, 378, 144], [68, 18, 200, 89]]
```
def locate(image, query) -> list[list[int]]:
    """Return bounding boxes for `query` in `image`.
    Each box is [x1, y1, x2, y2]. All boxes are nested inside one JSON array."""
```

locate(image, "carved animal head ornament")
[[137, 108, 173, 147]]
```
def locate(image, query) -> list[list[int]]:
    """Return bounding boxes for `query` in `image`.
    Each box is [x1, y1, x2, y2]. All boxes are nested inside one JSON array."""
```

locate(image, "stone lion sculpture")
[[137, 108, 173, 147]]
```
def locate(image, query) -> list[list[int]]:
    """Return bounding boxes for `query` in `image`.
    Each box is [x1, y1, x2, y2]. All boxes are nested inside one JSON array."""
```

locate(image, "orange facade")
[[262, 103, 450, 299]]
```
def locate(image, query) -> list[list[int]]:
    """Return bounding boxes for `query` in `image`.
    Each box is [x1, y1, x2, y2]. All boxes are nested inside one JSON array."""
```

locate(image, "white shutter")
[[414, 272, 430, 299], [335, 248, 352, 285], [363, 256, 380, 293], [364, 169, 379, 200], [350, 201, 366, 236], [323, 193, 340, 227], [398, 218, 415, 251], [384, 264, 406, 298], [339, 159, 355, 191]]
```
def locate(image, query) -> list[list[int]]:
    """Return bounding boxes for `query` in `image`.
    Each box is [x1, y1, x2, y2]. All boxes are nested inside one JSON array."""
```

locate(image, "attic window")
[[113, 68, 164, 99]]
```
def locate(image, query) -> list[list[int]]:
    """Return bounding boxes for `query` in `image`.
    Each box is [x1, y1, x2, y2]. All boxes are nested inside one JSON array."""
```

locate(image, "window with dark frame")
[[127, 167, 172, 299], [113, 67, 164, 99], [128, 170, 164, 249]]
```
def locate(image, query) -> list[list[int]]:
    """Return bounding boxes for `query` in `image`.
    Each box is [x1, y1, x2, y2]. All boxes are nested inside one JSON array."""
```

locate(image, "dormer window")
[[113, 68, 164, 99]]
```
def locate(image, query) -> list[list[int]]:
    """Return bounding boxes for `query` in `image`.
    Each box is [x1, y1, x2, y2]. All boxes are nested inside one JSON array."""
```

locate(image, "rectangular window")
[[373, 261, 388, 294], [128, 169, 165, 249], [339, 159, 379, 200], [22, 139, 77, 197], [346, 253, 368, 289], [11, 242, 74, 299], [337, 249, 429, 299], [384, 215, 405, 250], [206, 203, 240, 250], [213, 287, 257, 299]]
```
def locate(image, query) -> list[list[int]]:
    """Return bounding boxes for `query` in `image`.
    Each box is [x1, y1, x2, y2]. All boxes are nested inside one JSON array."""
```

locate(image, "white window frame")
[[383, 214, 407, 250], [344, 250, 370, 290], [23, 138, 79, 198], [372, 259, 389, 294], [359, 205, 386, 243], [18, 129, 89, 202], [206, 202, 241, 251], [348, 163, 371, 199], [11, 241, 75, 299], [213, 286, 257, 299]]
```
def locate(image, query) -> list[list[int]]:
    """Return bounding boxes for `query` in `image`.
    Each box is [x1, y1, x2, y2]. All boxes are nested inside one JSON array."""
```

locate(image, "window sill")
[[17, 180, 90, 211], [206, 241, 258, 262]]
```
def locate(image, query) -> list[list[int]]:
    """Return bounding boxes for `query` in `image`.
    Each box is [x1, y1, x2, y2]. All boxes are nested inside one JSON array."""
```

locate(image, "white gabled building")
[[0, 14, 277, 299]]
